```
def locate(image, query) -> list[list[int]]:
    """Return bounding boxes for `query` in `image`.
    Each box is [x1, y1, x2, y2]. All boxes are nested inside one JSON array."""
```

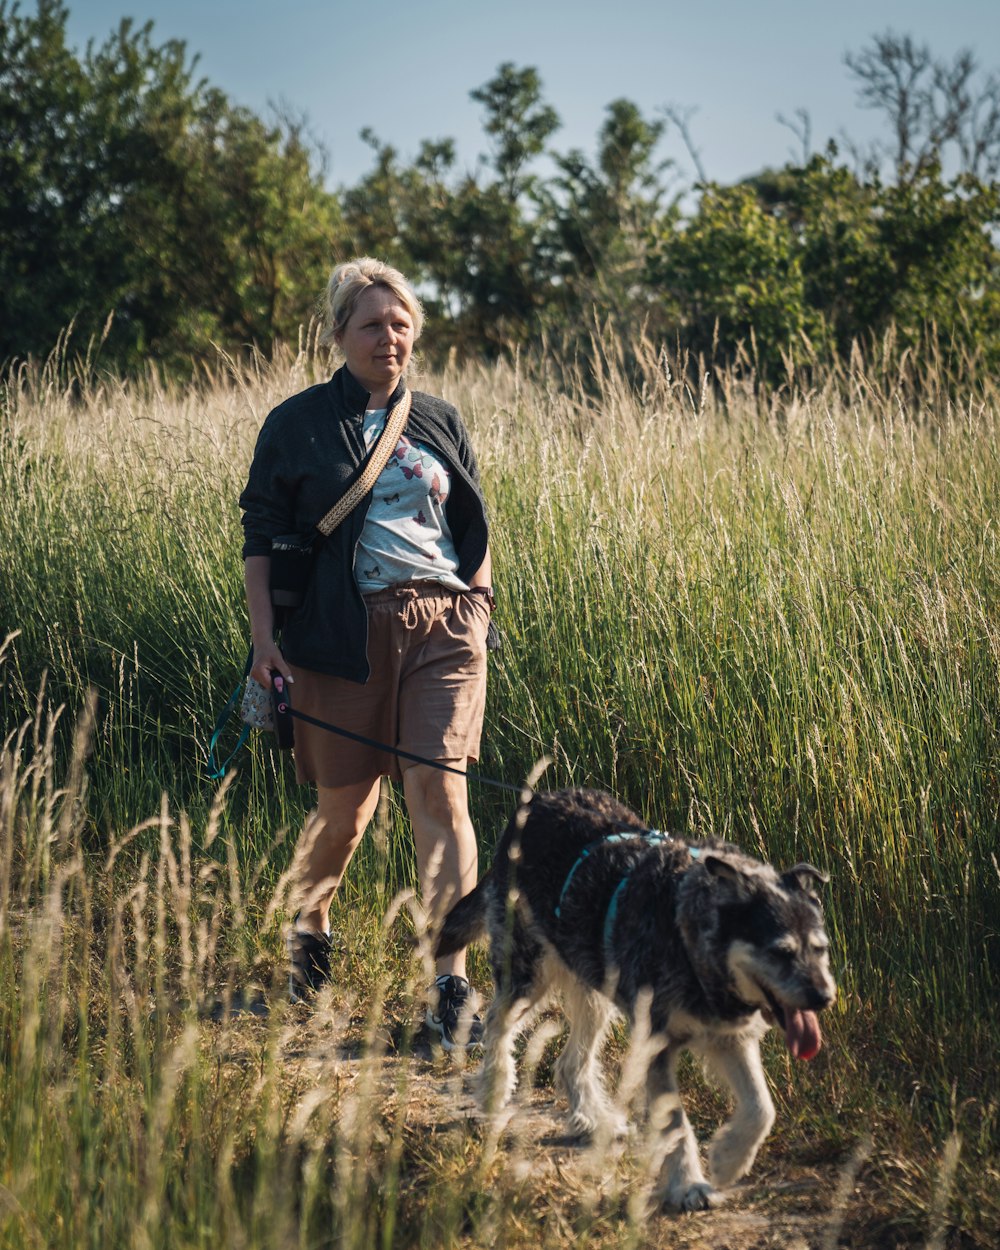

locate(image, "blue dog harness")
[[553, 828, 701, 966]]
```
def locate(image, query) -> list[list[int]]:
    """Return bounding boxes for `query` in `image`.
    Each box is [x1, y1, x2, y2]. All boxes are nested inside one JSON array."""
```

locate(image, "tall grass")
[[0, 336, 998, 1245]]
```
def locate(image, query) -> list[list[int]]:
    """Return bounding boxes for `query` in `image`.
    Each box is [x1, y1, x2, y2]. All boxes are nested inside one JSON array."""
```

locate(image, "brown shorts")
[[288, 583, 490, 787]]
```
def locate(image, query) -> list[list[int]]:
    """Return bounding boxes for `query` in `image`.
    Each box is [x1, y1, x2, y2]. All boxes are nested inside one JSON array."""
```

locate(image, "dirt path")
[[282, 1025, 868, 1250]]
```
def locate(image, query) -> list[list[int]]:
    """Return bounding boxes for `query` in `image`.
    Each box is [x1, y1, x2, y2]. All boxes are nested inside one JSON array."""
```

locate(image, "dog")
[[436, 788, 837, 1211]]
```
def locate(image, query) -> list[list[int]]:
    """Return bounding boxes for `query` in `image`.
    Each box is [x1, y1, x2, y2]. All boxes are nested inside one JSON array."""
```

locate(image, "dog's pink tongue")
[[784, 1009, 822, 1061]]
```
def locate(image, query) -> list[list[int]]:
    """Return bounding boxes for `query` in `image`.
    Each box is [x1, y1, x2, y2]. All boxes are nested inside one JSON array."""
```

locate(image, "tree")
[[746, 157, 885, 358], [0, 0, 342, 370], [845, 31, 1000, 183], [544, 99, 673, 338], [657, 153, 1000, 379], [469, 62, 559, 203], [0, 0, 95, 359], [877, 166, 999, 353], [648, 182, 816, 376]]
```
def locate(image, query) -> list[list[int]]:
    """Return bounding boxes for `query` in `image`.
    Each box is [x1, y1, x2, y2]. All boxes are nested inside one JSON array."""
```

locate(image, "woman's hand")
[[244, 555, 293, 688], [250, 639, 294, 689]]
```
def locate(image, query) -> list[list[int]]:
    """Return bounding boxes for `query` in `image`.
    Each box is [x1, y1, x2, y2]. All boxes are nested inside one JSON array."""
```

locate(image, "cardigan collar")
[[334, 364, 407, 416]]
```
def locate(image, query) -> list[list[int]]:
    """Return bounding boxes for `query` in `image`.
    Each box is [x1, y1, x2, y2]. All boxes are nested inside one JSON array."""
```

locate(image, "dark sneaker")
[[287, 925, 333, 1002], [426, 974, 484, 1051]]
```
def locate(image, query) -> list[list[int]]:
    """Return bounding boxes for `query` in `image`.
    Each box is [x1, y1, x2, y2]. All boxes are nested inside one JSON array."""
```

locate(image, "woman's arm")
[[245, 556, 294, 687], [469, 546, 492, 593]]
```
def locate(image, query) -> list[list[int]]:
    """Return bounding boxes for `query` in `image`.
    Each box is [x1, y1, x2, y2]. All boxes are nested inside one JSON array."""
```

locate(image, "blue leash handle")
[[206, 645, 253, 780]]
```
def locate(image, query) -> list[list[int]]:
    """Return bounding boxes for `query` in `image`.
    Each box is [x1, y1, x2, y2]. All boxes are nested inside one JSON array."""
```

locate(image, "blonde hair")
[[320, 257, 424, 346]]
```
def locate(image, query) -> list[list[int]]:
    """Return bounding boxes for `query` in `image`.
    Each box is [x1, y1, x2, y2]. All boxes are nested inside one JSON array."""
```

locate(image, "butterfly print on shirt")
[[391, 435, 427, 480]]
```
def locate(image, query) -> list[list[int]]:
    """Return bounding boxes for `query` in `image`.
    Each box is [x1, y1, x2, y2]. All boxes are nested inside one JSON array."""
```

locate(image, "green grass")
[[0, 336, 997, 1247]]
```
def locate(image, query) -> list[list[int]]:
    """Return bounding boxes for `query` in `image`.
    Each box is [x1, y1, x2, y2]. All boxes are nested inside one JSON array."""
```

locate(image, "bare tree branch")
[[660, 103, 708, 184], [777, 107, 812, 166], [845, 30, 1000, 182]]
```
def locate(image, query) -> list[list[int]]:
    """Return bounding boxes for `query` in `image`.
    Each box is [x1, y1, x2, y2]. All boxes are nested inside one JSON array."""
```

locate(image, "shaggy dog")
[[436, 788, 837, 1211]]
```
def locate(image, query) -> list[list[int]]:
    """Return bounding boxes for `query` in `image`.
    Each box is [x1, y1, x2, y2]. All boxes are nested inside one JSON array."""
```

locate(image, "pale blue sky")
[[67, 0, 999, 189]]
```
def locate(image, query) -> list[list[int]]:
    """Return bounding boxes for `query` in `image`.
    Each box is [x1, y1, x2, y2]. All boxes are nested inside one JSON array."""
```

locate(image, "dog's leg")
[[552, 977, 624, 1139], [702, 1033, 775, 1188], [478, 988, 540, 1114], [478, 926, 549, 1116], [646, 1045, 724, 1212]]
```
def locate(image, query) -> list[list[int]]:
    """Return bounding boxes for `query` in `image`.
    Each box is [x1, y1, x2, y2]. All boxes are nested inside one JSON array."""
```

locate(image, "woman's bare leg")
[[401, 761, 478, 979], [295, 776, 382, 933]]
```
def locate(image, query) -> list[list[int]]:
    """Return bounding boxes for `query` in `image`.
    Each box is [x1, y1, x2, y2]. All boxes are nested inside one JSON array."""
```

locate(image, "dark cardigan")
[[240, 366, 489, 682]]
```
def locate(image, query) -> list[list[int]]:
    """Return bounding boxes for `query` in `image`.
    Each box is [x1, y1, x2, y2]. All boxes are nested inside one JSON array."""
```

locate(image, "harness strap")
[[602, 843, 701, 967], [550, 824, 702, 966], [554, 829, 669, 919]]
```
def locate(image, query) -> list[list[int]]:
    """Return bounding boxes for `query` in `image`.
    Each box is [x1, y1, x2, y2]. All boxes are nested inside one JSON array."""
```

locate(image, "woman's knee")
[[402, 763, 470, 826], [315, 777, 382, 840]]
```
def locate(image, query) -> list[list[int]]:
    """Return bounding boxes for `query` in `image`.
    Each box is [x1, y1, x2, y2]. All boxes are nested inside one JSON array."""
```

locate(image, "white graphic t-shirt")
[[353, 408, 467, 592]]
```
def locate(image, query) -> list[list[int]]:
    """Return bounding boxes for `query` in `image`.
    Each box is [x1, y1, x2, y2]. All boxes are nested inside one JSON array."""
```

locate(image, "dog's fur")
[[437, 788, 837, 1211]]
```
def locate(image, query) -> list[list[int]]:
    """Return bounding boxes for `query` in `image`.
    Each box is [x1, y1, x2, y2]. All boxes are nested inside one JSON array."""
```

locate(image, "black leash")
[[207, 665, 527, 790], [209, 656, 531, 795], [284, 705, 527, 794]]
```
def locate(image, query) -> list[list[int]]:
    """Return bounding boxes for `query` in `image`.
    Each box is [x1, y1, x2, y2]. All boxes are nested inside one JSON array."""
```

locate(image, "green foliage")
[[746, 155, 1000, 365], [878, 167, 1000, 354], [468, 61, 560, 203], [0, 0, 342, 372], [645, 155, 1000, 377], [542, 99, 674, 343], [649, 181, 815, 375], [1, 8, 998, 382], [0, 0, 97, 357]]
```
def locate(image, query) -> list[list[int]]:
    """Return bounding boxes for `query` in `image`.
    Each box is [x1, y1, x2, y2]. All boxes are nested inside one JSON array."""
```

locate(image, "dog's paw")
[[566, 1109, 600, 1139], [566, 1108, 631, 1142], [669, 1183, 727, 1212]]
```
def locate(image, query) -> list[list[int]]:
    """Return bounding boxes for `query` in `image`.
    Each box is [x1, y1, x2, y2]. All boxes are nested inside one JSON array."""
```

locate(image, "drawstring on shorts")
[[363, 581, 456, 632], [397, 587, 420, 630]]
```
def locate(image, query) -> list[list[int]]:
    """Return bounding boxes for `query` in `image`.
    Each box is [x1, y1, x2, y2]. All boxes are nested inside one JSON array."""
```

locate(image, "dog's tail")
[[435, 874, 491, 958]]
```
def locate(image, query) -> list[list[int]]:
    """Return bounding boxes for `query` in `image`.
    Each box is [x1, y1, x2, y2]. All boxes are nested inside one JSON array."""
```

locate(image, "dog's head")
[[692, 852, 837, 1060]]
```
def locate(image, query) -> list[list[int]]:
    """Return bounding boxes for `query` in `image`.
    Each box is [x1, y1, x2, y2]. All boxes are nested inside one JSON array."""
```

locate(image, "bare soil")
[[276, 1018, 886, 1250]]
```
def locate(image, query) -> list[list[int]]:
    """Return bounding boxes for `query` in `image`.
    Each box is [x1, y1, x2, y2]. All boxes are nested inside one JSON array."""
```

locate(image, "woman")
[[240, 258, 493, 1049]]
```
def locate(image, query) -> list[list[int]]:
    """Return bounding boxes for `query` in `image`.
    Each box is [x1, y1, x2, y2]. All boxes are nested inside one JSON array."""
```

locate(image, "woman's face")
[[337, 284, 415, 401]]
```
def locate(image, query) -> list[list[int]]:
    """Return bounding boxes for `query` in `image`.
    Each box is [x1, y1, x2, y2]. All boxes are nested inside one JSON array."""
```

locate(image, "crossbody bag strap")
[[315, 388, 412, 537]]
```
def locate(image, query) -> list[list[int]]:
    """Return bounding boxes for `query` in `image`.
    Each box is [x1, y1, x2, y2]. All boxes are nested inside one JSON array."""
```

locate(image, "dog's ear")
[[702, 854, 748, 891], [782, 863, 829, 897]]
